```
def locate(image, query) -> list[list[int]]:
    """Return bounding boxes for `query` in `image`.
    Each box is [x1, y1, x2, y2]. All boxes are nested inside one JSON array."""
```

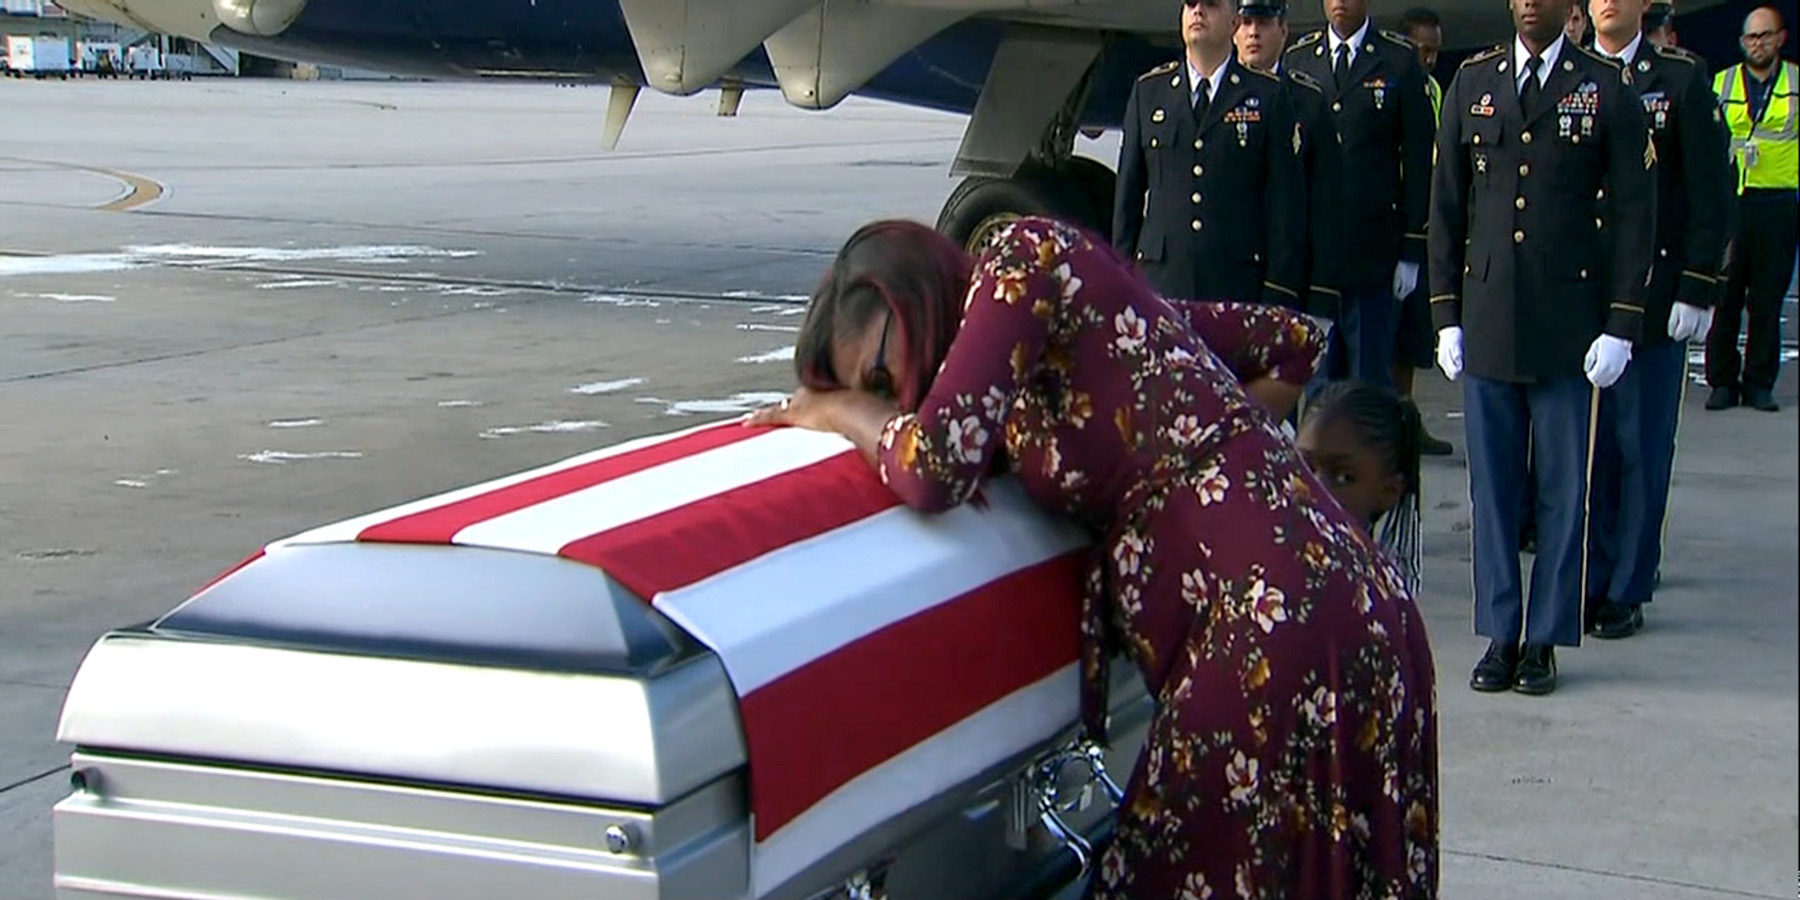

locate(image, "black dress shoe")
[[1420, 429, 1455, 456], [1513, 645, 1557, 695], [1470, 640, 1520, 692], [1745, 388, 1780, 412], [1705, 386, 1739, 410], [1590, 602, 1645, 639], [1583, 595, 1607, 631]]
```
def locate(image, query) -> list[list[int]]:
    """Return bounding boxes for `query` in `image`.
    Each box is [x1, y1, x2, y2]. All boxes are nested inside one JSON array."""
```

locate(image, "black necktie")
[[1333, 44, 1350, 89], [1194, 79, 1211, 121], [1520, 54, 1542, 112]]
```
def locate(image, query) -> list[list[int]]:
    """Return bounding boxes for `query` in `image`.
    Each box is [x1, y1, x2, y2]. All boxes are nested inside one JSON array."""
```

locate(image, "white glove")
[[1435, 326, 1464, 382], [1584, 334, 1633, 388], [1667, 302, 1714, 342], [1392, 261, 1421, 302]]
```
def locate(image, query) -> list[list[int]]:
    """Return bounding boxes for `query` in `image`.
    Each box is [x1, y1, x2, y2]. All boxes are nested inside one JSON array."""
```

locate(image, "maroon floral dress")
[[875, 218, 1438, 899]]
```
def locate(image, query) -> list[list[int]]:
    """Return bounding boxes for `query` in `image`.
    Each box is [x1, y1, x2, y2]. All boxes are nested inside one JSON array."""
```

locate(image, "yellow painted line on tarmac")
[[0, 156, 166, 212], [94, 167, 166, 211]]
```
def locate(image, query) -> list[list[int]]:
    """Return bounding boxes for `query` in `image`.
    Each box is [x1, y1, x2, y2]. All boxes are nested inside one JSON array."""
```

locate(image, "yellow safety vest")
[[1714, 60, 1799, 193], [1426, 74, 1443, 125]]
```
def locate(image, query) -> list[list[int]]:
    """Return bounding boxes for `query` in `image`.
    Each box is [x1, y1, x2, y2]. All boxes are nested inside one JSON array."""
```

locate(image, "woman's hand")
[[745, 387, 902, 467], [743, 386, 843, 432]]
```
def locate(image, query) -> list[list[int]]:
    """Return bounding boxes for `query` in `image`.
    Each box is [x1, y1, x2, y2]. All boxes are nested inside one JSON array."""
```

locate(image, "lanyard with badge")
[[1740, 67, 1777, 169]]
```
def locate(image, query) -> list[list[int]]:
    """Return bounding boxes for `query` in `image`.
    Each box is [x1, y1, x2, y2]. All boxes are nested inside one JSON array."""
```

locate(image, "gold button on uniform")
[[1191, 192, 1202, 203], [1332, 102, 1342, 112], [1515, 196, 1526, 210], [1474, 134, 1483, 145], [1579, 269, 1588, 278], [1522, 131, 1533, 144], [1193, 164, 1203, 176], [1513, 230, 1525, 243], [1194, 139, 1204, 150], [1191, 219, 1203, 231], [1519, 163, 1531, 176], [1151, 137, 1160, 147]]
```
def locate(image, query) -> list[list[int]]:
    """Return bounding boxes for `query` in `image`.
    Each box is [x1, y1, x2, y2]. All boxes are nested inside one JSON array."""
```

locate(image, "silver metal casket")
[[53, 424, 1152, 900]]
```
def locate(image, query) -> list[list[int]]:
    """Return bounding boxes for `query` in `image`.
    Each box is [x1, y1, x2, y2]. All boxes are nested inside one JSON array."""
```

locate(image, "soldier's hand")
[[1584, 335, 1634, 389], [1435, 326, 1464, 382], [1667, 302, 1714, 342], [1391, 262, 1421, 302]]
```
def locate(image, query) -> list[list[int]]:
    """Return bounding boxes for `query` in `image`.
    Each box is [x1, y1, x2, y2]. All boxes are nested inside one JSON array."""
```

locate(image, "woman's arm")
[[755, 220, 1068, 512], [1168, 299, 1328, 388]]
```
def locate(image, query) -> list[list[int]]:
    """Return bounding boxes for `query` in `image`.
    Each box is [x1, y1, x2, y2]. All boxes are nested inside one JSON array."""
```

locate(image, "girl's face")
[[1296, 414, 1404, 526]]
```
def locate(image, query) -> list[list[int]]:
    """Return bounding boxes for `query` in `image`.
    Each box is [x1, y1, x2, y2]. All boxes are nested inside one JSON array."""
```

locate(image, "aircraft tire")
[[1061, 157, 1116, 242], [936, 174, 1090, 255]]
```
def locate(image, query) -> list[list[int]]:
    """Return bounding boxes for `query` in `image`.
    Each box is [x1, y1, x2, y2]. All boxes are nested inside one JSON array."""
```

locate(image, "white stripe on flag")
[[652, 477, 1089, 695], [450, 428, 855, 556], [274, 420, 737, 547], [749, 664, 1080, 896]]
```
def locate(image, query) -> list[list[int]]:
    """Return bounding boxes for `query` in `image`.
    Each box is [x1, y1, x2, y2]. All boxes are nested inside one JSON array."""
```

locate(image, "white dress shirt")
[[1594, 31, 1643, 64], [1327, 18, 1371, 69], [1188, 57, 1230, 107], [1513, 33, 1565, 93]]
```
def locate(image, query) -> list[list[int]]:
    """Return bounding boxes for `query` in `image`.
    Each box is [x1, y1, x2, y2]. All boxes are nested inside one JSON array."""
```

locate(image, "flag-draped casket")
[[53, 421, 1151, 900]]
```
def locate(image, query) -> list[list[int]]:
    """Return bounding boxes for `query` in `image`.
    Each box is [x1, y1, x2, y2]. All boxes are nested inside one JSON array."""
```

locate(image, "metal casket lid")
[[56, 540, 748, 807]]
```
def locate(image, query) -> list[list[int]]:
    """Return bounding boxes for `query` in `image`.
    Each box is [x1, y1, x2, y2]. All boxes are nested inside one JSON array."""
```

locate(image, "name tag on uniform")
[[1470, 91, 1496, 117]]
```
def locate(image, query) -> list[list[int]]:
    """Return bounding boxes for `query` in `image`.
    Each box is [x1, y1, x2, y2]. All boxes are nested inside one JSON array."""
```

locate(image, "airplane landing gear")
[[935, 158, 1117, 255]]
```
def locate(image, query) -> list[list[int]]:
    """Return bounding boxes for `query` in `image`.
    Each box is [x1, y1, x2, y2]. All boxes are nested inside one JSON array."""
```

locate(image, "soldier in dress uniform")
[[1232, 0, 1343, 320], [1114, 0, 1307, 306], [1583, 0, 1729, 640], [1283, 0, 1436, 388], [1428, 0, 1657, 696]]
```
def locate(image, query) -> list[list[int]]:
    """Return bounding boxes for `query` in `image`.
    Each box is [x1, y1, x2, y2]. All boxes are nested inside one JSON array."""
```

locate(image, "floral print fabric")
[[876, 218, 1438, 899]]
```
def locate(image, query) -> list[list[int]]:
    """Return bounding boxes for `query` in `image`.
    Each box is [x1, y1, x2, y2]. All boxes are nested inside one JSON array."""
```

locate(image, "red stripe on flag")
[[357, 423, 764, 545], [738, 552, 1085, 840], [558, 450, 901, 599], [191, 548, 266, 597]]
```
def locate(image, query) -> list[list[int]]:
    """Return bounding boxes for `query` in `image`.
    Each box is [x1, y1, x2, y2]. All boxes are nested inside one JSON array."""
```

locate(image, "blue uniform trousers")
[[1465, 374, 1596, 647], [1324, 286, 1398, 388], [1586, 339, 1687, 607]]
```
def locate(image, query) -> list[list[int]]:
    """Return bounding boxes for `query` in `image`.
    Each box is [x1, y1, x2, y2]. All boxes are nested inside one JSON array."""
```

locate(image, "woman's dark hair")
[[1304, 380, 1424, 588], [794, 220, 973, 412]]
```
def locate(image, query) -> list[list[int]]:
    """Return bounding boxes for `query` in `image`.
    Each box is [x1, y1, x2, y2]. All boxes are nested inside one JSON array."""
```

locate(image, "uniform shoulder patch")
[[1291, 31, 1323, 48], [1653, 44, 1699, 65], [1460, 45, 1505, 68], [1379, 30, 1416, 49], [1288, 68, 1324, 92], [1138, 60, 1180, 82]]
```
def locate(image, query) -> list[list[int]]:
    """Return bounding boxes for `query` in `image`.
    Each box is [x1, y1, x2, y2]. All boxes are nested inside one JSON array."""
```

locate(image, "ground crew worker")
[[1232, 0, 1342, 321], [1705, 5, 1797, 413], [1583, 0, 1730, 640], [1114, 0, 1306, 306], [1428, 0, 1656, 696], [1283, 0, 1436, 389]]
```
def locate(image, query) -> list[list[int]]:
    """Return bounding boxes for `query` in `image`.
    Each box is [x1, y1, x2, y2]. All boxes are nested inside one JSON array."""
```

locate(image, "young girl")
[[1296, 380, 1425, 592]]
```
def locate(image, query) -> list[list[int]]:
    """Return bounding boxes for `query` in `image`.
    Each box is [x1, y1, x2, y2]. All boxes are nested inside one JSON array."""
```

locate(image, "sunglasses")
[[865, 309, 896, 399]]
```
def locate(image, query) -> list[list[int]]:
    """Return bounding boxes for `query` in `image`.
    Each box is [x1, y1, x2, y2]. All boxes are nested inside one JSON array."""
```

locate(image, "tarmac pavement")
[[0, 77, 1794, 900]]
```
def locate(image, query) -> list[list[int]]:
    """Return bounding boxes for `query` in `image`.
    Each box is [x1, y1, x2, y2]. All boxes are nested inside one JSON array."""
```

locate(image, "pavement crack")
[[1442, 848, 1784, 898], [0, 765, 70, 797]]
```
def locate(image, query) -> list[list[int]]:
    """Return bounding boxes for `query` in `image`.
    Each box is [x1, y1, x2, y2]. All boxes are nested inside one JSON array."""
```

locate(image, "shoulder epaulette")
[[1653, 44, 1700, 65], [1575, 43, 1622, 68], [1460, 45, 1506, 68], [1379, 30, 1416, 49], [1292, 31, 1324, 48], [1241, 66, 1280, 84], [1138, 60, 1180, 82], [1288, 68, 1324, 92]]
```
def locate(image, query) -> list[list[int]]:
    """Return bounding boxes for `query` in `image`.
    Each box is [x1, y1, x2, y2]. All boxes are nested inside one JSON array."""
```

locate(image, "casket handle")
[[1029, 739, 1125, 876]]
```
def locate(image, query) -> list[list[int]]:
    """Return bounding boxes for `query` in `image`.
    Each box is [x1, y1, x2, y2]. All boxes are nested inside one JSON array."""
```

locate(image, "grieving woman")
[[748, 216, 1438, 899]]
